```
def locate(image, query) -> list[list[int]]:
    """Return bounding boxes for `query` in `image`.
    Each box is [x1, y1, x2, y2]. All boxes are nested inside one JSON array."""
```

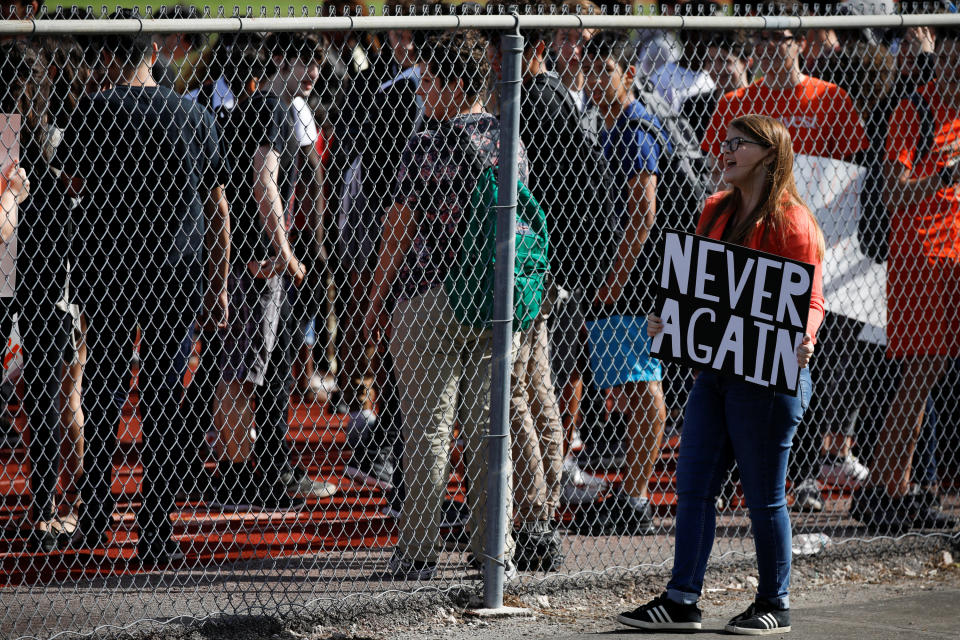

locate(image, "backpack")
[[525, 73, 619, 299], [442, 126, 550, 333], [858, 92, 936, 263], [632, 78, 712, 236]]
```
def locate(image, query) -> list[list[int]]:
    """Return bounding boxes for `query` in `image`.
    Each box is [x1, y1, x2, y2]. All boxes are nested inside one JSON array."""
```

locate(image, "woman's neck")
[[734, 182, 766, 223]]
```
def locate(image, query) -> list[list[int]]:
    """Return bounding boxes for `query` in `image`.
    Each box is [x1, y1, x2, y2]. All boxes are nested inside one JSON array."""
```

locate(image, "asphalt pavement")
[[553, 588, 960, 639]]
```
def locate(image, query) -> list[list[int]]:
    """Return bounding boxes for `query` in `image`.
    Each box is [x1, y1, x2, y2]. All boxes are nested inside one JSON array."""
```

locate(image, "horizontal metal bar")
[[1, 12, 960, 36]]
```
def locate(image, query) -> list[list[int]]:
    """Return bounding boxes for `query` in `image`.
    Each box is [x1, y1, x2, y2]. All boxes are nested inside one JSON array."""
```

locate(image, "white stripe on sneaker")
[[648, 607, 664, 624], [761, 613, 777, 629], [656, 606, 673, 624]]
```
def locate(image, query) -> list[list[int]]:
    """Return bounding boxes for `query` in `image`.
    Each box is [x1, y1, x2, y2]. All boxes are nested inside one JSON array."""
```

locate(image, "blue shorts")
[[586, 315, 663, 389]]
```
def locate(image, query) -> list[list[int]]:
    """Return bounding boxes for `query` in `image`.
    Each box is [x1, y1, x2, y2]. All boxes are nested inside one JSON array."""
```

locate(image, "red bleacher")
[[0, 359, 848, 587]]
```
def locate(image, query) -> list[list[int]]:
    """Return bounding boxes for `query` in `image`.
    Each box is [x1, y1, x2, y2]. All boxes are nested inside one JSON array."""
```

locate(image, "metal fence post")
[[483, 21, 523, 611]]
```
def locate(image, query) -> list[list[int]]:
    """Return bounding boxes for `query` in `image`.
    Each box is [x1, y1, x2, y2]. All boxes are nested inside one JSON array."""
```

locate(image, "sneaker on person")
[[865, 491, 914, 535], [387, 549, 437, 580], [850, 484, 883, 523], [255, 476, 308, 511], [589, 444, 627, 470], [514, 520, 564, 572], [379, 503, 401, 519], [211, 462, 261, 511], [906, 489, 957, 530], [790, 478, 823, 513], [611, 492, 656, 535], [280, 467, 338, 500], [561, 454, 607, 490], [347, 408, 378, 437], [818, 453, 869, 488], [345, 445, 396, 491], [725, 599, 791, 635], [561, 481, 606, 506], [616, 592, 702, 631], [440, 499, 470, 528], [136, 535, 187, 567], [568, 428, 584, 452]]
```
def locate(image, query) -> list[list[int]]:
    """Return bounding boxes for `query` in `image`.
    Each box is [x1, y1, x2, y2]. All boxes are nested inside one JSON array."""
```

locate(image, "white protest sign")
[[792, 154, 886, 344]]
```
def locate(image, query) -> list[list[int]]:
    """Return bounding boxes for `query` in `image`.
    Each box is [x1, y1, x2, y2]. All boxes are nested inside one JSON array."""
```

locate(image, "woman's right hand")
[[647, 314, 664, 338]]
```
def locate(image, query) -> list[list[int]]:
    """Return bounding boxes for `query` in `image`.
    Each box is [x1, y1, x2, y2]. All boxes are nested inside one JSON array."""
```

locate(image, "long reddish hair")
[[704, 114, 825, 259]]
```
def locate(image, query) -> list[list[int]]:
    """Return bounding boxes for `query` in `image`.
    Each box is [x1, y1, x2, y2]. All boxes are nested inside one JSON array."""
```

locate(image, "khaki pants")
[[510, 300, 563, 525], [390, 286, 518, 563]]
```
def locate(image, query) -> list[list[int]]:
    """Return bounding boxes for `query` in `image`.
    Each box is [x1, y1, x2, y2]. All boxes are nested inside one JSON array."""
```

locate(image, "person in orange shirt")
[[617, 114, 820, 636], [702, 28, 868, 167], [860, 25, 960, 535]]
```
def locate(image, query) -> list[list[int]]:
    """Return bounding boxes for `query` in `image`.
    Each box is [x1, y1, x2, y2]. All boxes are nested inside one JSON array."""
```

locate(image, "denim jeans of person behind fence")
[[666, 368, 812, 610]]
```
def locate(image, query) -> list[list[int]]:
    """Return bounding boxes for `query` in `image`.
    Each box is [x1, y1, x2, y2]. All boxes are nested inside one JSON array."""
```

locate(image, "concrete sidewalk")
[[580, 589, 959, 639]]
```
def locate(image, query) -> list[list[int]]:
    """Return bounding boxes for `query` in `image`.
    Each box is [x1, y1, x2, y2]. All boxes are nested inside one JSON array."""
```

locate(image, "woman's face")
[[720, 126, 774, 189]]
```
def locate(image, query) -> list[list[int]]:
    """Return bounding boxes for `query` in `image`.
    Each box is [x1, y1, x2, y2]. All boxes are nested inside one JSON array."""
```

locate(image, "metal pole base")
[[465, 605, 535, 619]]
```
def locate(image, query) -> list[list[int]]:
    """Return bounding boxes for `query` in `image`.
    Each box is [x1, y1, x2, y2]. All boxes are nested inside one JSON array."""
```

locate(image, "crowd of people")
[[0, 1, 958, 623]]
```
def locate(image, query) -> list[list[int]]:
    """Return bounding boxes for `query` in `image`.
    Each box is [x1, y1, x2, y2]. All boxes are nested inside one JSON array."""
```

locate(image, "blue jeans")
[[666, 368, 812, 610]]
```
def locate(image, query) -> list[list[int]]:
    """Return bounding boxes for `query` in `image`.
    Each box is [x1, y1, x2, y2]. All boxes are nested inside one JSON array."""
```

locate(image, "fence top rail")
[[1, 12, 960, 36]]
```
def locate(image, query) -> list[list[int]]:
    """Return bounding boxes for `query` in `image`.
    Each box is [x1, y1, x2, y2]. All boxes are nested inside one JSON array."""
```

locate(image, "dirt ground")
[[115, 536, 960, 640]]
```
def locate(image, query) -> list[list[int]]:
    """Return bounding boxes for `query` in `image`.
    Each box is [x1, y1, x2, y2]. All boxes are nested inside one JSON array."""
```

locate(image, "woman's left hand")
[[796, 333, 814, 368]]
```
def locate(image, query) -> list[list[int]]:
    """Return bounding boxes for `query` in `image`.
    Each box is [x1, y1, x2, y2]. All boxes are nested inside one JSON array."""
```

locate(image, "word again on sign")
[[651, 230, 815, 396]]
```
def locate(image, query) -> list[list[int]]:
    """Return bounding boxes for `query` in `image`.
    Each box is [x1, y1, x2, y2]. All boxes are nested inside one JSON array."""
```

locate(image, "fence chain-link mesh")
[[1, 4, 959, 638]]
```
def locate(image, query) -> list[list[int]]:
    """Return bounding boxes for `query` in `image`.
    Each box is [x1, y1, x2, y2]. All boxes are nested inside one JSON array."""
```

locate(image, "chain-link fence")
[[1, 4, 959, 638]]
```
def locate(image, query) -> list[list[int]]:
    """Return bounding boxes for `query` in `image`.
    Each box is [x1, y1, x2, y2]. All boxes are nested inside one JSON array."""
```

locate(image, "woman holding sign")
[[616, 114, 823, 636]]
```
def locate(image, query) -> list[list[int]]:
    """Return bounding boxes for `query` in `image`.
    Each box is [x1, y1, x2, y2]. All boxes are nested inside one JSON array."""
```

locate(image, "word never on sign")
[[650, 231, 814, 396]]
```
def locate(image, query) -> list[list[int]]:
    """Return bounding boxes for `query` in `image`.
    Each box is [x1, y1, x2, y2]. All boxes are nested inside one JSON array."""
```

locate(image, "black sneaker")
[[68, 514, 110, 552], [865, 492, 914, 536], [850, 485, 883, 523], [387, 550, 437, 580], [616, 593, 702, 631], [611, 494, 656, 535], [211, 462, 260, 511], [344, 446, 396, 492], [280, 467, 338, 500], [568, 496, 615, 535], [255, 472, 308, 511], [514, 521, 564, 572], [791, 478, 823, 513], [136, 536, 187, 566], [725, 599, 790, 635], [907, 491, 957, 530], [27, 526, 62, 553]]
